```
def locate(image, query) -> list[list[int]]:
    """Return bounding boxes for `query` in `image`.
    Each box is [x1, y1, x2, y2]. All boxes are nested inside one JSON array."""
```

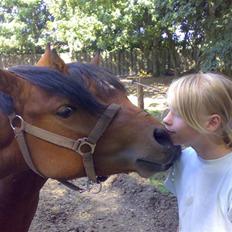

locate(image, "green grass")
[[145, 109, 169, 193], [145, 109, 163, 121], [149, 172, 169, 193]]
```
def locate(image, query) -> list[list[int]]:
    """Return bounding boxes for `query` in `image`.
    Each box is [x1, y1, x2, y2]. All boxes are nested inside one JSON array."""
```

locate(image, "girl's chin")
[[169, 135, 179, 145], [173, 141, 182, 146], [169, 134, 187, 146], [172, 137, 185, 146]]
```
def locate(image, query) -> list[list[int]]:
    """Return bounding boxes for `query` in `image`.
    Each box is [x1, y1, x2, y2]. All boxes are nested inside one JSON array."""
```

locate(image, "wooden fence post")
[[137, 77, 144, 109]]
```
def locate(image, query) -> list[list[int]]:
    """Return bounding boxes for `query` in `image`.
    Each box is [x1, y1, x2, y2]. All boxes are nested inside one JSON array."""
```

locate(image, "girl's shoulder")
[[172, 147, 198, 171], [182, 146, 197, 155], [180, 147, 198, 162]]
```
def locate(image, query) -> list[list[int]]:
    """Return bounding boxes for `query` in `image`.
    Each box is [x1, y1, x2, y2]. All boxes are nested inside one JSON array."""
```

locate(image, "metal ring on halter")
[[9, 115, 25, 132], [73, 137, 96, 155]]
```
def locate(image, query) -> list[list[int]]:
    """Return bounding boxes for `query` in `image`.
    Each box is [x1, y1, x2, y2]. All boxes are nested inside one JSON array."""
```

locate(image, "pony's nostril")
[[153, 128, 172, 147]]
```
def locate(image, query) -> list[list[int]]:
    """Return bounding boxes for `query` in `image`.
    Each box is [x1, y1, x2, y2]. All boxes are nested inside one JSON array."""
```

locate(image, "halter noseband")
[[8, 103, 120, 192]]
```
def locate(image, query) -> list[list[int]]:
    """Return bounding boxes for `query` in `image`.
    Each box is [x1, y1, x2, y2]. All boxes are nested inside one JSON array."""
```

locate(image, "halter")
[[8, 103, 120, 192]]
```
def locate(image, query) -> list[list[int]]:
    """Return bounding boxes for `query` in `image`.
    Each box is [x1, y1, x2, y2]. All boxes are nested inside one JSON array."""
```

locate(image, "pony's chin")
[[134, 159, 168, 178]]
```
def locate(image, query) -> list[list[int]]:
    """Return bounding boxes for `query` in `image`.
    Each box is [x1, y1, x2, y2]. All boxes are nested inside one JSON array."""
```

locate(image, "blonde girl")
[[163, 72, 232, 232]]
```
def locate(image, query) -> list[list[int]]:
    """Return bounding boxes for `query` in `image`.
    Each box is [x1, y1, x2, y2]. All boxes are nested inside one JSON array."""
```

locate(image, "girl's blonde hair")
[[167, 72, 232, 146]]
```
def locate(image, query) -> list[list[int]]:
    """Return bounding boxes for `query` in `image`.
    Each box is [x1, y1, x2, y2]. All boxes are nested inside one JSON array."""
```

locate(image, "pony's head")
[[0, 49, 180, 180]]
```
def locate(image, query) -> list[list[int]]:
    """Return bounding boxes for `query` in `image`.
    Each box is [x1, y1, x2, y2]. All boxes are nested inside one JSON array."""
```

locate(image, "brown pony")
[[0, 46, 180, 232]]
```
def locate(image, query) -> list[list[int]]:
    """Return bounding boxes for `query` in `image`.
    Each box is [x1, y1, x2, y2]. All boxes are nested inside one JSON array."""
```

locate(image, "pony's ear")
[[36, 43, 51, 67], [0, 69, 24, 96], [91, 51, 101, 65], [36, 44, 69, 74]]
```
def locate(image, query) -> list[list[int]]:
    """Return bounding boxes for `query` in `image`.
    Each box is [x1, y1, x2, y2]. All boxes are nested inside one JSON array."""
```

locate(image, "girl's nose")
[[163, 111, 172, 126]]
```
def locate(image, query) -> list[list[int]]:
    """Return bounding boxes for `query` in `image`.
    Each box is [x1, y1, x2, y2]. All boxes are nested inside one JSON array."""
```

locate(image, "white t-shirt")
[[165, 147, 232, 232]]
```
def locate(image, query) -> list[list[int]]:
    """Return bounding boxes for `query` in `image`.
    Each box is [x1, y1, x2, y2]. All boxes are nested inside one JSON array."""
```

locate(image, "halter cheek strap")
[[8, 103, 120, 191]]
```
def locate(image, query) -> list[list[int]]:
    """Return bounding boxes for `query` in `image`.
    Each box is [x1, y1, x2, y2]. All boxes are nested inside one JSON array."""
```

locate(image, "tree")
[[154, 0, 232, 74], [0, 0, 52, 53], [0, 0, 231, 75]]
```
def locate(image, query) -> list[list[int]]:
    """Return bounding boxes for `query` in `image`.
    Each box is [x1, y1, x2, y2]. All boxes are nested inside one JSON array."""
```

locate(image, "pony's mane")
[[0, 63, 126, 115], [67, 62, 126, 94], [2, 64, 110, 115], [0, 92, 14, 115]]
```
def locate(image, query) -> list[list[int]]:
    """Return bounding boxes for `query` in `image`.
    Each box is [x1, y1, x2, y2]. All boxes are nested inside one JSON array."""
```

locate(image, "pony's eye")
[[56, 105, 76, 118]]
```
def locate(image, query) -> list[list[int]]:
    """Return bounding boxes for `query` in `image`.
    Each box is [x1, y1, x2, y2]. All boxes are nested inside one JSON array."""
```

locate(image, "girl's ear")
[[205, 114, 222, 132], [0, 69, 23, 97]]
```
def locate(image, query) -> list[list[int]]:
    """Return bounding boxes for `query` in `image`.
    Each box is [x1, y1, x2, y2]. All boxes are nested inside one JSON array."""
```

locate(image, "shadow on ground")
[[30, 173, 178, 232]]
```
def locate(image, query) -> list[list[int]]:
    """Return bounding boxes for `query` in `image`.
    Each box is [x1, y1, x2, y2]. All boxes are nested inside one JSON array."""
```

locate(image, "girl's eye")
[[56, 105, 77, 118], [167, 107, 180, 117], [172, 110, 181, 118]]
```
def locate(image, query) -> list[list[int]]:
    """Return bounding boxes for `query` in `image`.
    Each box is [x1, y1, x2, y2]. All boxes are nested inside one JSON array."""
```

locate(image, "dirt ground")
[[30, 174, 178, 232], [29, 76, 178, 232]]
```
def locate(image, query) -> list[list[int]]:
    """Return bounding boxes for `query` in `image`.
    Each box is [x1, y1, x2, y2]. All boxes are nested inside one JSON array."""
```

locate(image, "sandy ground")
[[30, 174, 178, 232]]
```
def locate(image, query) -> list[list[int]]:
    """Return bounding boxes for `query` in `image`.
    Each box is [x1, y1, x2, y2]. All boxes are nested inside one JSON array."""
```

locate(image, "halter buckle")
[[73, 137, 96, 155], [9, 114, 25, 133]]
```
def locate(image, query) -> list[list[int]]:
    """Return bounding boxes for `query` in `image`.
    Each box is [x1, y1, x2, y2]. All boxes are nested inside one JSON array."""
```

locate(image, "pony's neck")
[[0, 113, 29, 178], [0, 171, 46, 232], [0, 114, 47, 232], [0, 140, 28, 179]]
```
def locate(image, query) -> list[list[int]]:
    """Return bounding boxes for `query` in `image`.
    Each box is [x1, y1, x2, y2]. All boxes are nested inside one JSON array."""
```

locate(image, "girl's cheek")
[[173, 117, 186, 130]]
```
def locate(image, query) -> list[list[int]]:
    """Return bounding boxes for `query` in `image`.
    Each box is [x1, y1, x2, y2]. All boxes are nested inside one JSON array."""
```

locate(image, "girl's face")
[[163, 109, 200, 146]]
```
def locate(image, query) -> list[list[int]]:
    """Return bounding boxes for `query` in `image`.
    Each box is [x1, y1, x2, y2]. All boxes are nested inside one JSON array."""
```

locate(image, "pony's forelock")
[[8, 65, 106, 115]]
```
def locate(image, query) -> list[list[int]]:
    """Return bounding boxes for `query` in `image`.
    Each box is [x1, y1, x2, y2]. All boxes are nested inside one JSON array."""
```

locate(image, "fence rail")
[[0, 49, 173, 77], [0, 54, 42, 69], [0, 52, 164, 110]]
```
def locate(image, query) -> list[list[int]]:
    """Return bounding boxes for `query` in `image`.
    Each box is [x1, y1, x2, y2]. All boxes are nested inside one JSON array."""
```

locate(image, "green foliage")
[[138, 69, 152, 78], [149, 172, 169, 193], [0, 0, 52, 54], [200, 6, 232, 74], [146, 109, 163, 121]]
